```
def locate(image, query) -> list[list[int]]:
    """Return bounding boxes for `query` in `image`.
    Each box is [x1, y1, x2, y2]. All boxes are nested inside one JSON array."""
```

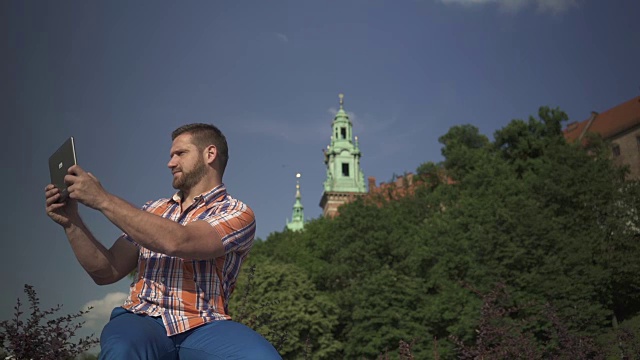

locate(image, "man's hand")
[[65, 165, 110, 210], [45, 184, 80, 228]]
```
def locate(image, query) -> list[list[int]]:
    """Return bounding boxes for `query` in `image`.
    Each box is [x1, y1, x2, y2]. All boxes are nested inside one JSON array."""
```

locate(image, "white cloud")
[[275, 32, 289, 43], [240, 108, 368, 147], [324, 107, 426, 162], [239, 105, 422, 165], [81, 292, 128, 330], [440, 0, 501, 3], [437, 0, 579, 14], [327, 107, 358, 123], [326, 107, 401, 139], [241, 117, 327, 146], [535, 0, 578, 14]]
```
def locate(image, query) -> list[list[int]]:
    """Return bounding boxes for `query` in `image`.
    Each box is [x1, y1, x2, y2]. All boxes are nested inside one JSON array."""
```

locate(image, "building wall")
[[610, 125, 640, 180], [366, 174, 420, 203], [320, 192, 366, 218]]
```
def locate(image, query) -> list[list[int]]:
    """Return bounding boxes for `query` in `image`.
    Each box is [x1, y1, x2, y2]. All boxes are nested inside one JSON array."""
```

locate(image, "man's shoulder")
[[205, 193, 253, 220], [217, 194, 252, 211], [141, 197, 173, 211], [223, 193, 247, 205]]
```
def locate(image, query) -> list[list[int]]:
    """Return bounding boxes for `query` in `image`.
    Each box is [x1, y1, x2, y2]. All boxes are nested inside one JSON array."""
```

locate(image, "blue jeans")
[[99, 307, 282, 359]]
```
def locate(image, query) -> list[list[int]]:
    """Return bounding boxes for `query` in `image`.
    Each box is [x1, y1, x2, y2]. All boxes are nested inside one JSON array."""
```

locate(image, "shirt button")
[[161, 277, 166, 283]]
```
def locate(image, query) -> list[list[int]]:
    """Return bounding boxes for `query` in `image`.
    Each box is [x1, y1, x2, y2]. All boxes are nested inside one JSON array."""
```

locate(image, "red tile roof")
[[564, 96, 640, 142]]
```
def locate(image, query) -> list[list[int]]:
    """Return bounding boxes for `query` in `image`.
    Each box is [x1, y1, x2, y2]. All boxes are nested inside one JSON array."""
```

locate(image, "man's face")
[[168, 134, 207, 191]]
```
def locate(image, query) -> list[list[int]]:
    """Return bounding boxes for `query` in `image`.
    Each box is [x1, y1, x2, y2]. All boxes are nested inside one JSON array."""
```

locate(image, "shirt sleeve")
[[200, 201, 256, 255]]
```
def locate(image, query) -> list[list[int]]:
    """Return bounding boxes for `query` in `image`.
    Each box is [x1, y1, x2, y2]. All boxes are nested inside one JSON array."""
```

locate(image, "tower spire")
[[286, 173, 305, 231], [320, 93, 367, 218]]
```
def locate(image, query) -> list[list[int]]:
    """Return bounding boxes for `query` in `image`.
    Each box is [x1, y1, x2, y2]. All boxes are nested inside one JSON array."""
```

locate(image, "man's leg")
[[177, 320, 282, 360], [99, 307, 177, 360]]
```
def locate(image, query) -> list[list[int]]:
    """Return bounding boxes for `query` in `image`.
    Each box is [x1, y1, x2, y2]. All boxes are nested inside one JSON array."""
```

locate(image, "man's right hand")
[[45, 184, 80, 228]]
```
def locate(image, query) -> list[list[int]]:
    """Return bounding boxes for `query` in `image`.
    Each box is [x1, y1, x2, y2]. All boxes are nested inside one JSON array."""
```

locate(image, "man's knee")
[[180, 320, 282, 359], [99, 319, 140, 359], [100, 327, 178, 360], [242, 343, 282, 360], [99, 308, 175, 360], [99, 333, 134, 359]]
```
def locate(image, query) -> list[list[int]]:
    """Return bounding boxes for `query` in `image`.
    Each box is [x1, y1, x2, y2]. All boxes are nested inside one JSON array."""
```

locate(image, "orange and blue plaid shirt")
[[121, 184, 255, 336]]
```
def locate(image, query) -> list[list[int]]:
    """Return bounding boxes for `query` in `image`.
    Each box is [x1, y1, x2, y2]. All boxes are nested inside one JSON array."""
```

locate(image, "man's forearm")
[[98, 193, 186, 256], [65, 220, 120, 284]]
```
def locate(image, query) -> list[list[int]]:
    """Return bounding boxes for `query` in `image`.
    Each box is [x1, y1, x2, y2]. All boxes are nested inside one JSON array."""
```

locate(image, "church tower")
[[286, 173, 305, 231], [320, 94, 367, 217]]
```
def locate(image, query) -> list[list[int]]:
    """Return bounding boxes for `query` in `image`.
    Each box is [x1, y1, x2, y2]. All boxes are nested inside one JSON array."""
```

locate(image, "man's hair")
[[172, 123, 229, 175]]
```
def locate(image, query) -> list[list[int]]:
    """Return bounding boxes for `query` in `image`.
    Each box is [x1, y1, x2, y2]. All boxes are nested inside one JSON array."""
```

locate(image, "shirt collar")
[[171, 184, 227, 205]]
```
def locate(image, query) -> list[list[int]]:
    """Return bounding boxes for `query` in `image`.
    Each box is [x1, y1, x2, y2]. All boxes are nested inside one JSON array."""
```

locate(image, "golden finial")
[[338, 93, 344, 108]]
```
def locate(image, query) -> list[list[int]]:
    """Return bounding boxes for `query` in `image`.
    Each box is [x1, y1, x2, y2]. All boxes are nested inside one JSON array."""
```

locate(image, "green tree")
[[344, 267, 432, 359], [438, 124, 489, 180], [243, 105, 640, 358], [229, 262, 341, 359], [421, 107, 640, 350]]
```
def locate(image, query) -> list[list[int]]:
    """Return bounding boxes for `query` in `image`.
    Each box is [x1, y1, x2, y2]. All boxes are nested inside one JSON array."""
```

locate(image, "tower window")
[[612, 144, 621, 157], [341, 127, 347, 139], [342, 163, 350, 177]]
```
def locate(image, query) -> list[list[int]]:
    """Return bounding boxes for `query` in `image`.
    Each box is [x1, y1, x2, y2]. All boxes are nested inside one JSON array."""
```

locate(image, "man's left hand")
[[65, 165, 109, 210]]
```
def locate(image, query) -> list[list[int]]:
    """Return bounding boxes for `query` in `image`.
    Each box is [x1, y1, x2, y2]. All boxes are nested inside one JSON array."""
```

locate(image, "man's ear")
[[204, 145, 217, 165]]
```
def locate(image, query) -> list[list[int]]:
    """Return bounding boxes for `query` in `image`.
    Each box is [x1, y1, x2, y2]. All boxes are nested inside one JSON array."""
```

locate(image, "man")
[[45, 124, 281, 359]]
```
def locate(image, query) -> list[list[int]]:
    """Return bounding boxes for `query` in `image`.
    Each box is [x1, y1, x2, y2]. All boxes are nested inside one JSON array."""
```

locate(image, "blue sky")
[[3, 0, 639, 351]]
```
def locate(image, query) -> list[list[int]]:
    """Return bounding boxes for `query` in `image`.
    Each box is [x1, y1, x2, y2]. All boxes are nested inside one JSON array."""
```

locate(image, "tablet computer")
[[48, 136, 77, 202]]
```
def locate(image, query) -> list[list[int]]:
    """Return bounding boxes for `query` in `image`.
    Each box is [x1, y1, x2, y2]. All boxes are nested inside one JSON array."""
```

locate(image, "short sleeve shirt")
[[121, 184, 256, 336]]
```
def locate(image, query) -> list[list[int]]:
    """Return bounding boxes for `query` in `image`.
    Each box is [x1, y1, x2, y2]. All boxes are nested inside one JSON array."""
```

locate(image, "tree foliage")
[[229, 262, 341, 359], [230, 106, 640, 359]]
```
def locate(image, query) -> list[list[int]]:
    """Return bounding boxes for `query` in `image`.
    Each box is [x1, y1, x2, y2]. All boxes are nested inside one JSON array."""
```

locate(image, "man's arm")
[[99, 194, 226, 260], [65, 165, 227, 260], [65, 228, 139, 285], [45, 184, 138, 285]]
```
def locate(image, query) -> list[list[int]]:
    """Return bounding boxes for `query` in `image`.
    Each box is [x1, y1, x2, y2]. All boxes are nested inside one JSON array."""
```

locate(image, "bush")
[[0, 284, 99, 360]]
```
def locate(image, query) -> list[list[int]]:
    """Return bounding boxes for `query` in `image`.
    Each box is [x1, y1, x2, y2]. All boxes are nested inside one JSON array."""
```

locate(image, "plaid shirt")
[[121, 184, 255, 336]]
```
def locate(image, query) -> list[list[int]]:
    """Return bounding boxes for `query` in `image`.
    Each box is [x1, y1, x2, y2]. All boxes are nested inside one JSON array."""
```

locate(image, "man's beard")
[[172, 156, 207, 191]]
